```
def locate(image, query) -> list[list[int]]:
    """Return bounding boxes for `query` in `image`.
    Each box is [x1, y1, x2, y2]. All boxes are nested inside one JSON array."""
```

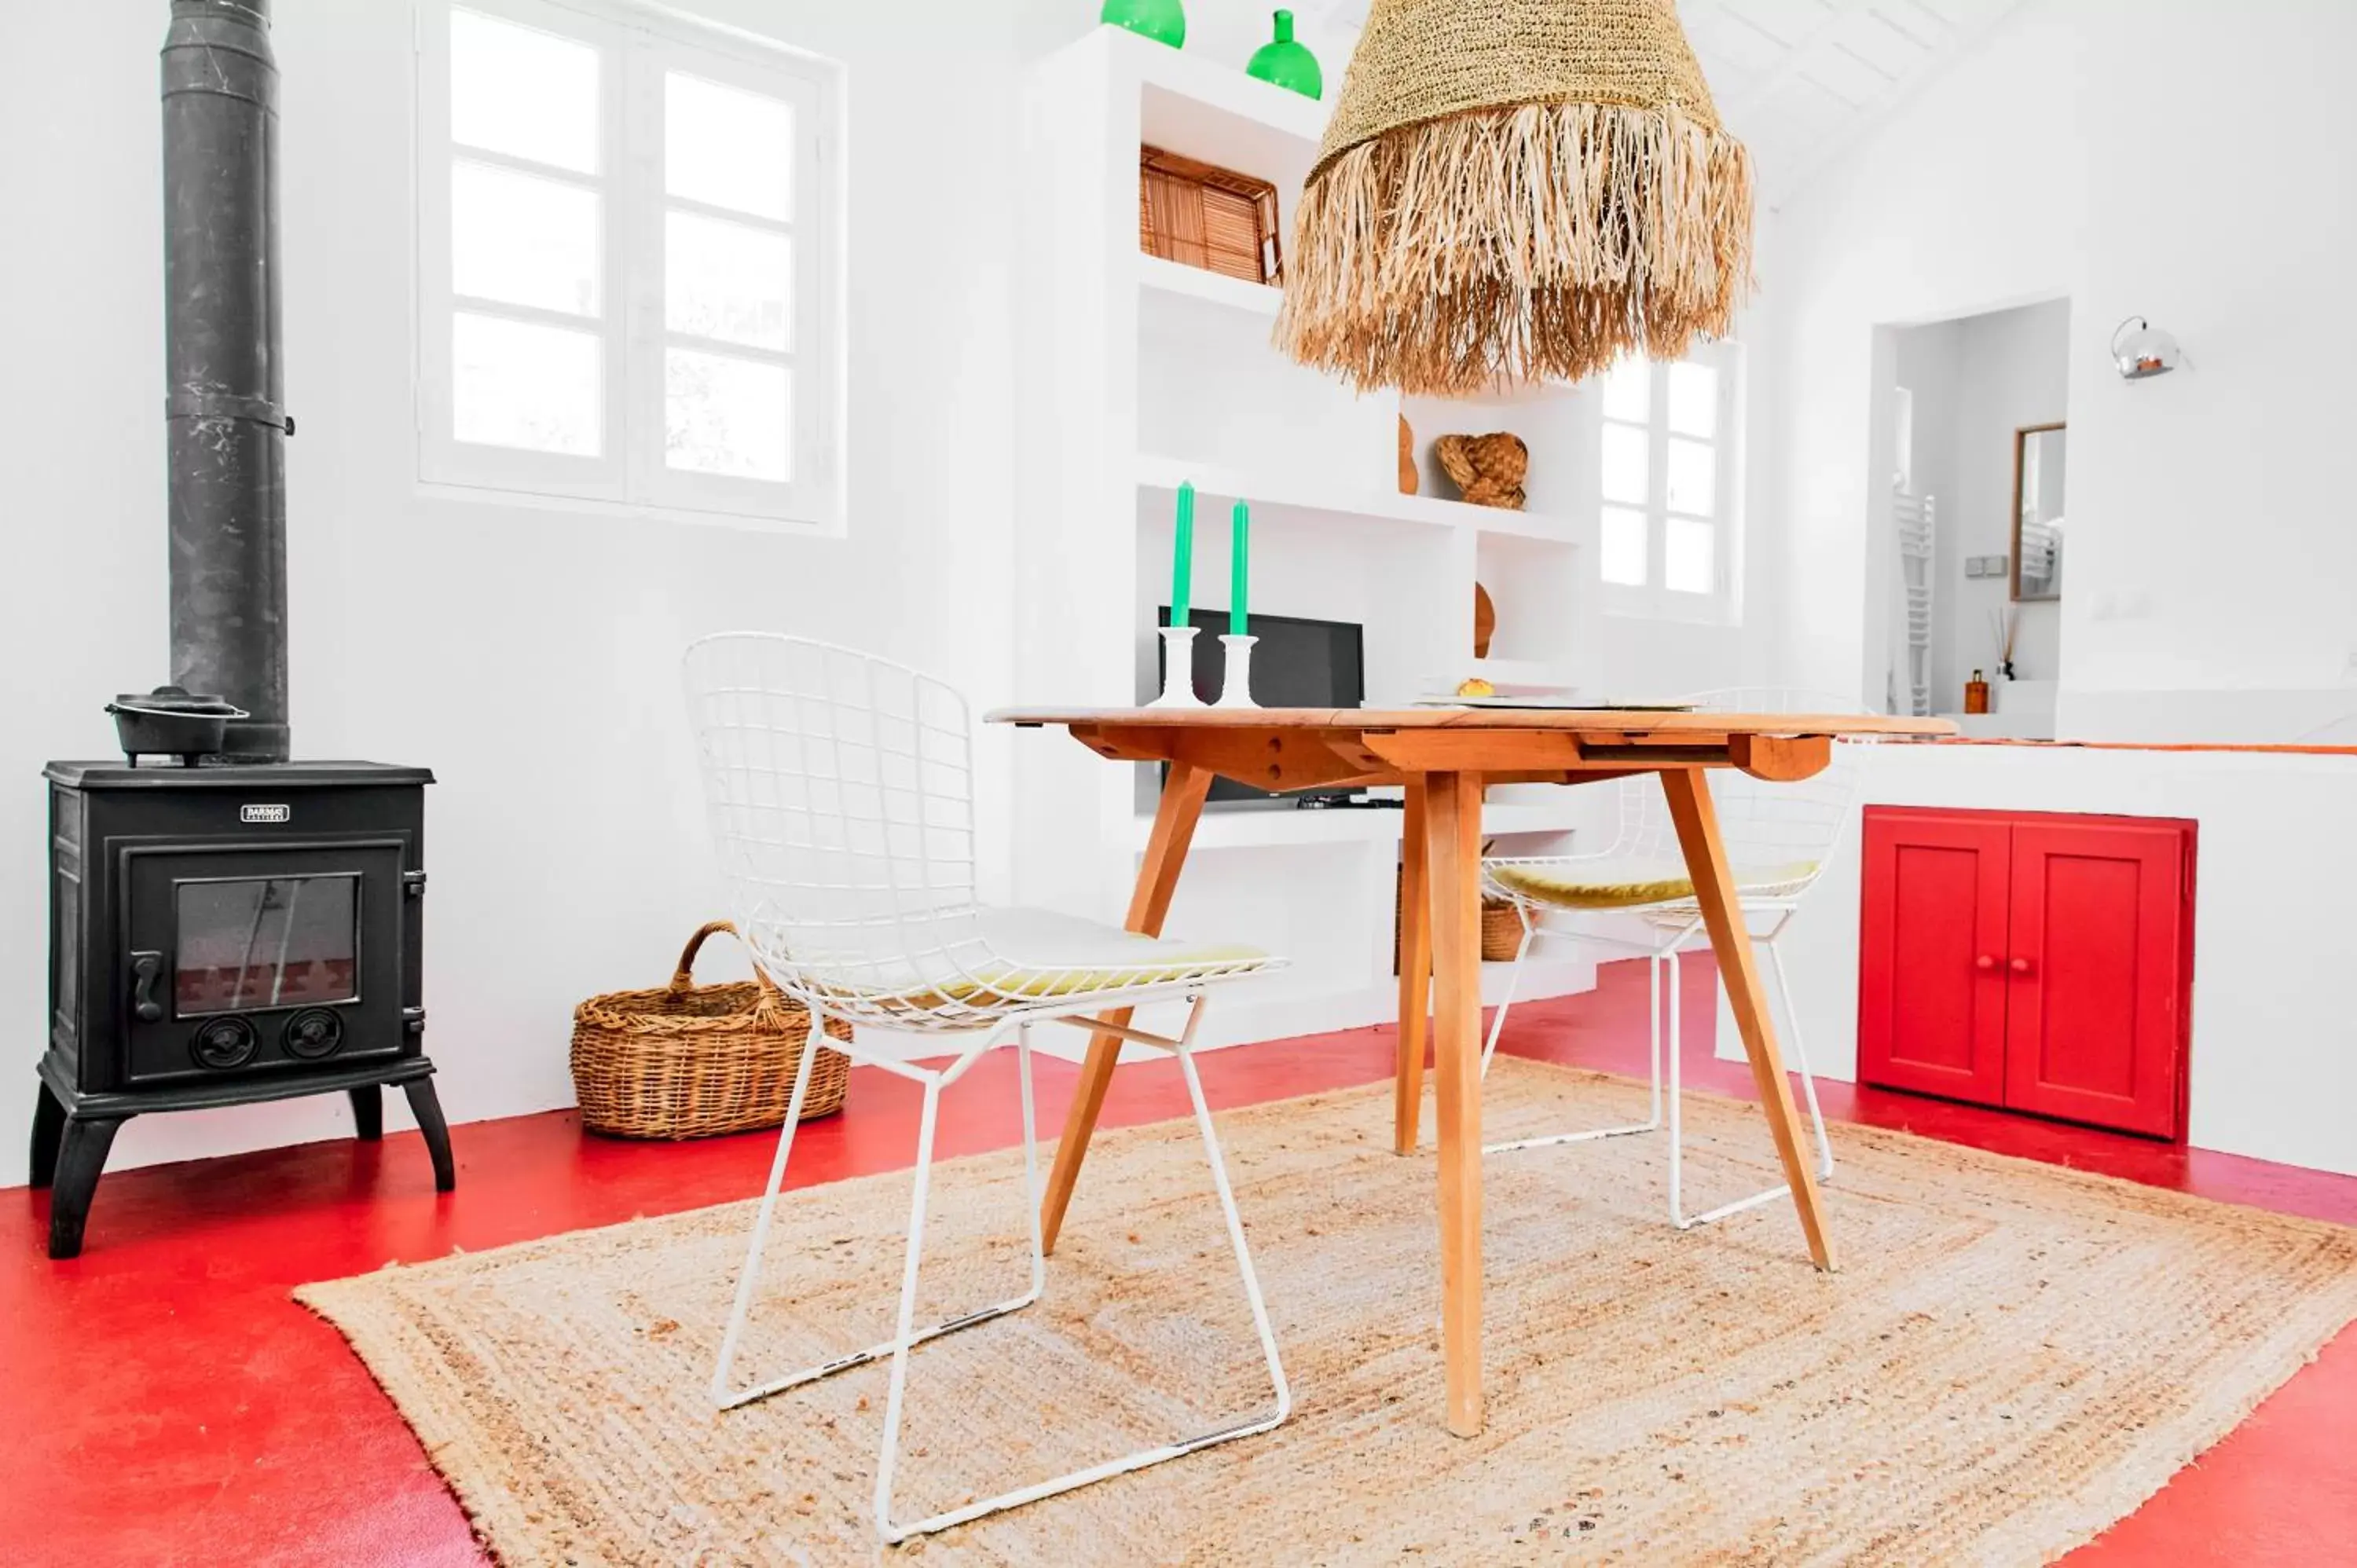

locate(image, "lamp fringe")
[[1276, 101, 1754, 396]]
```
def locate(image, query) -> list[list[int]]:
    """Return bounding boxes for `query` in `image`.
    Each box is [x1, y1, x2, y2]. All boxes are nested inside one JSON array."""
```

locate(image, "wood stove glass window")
[[174, 875, 361, 1018]]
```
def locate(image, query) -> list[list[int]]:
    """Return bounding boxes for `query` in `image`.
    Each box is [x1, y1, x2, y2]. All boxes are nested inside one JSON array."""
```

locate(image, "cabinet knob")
[[2010, 956, 2034, 975], [1975, 954, 1996, 971]]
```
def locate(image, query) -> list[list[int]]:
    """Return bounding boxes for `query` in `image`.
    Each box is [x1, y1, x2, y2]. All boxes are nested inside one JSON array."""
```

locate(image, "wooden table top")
[[988, 706, 1955, 738]]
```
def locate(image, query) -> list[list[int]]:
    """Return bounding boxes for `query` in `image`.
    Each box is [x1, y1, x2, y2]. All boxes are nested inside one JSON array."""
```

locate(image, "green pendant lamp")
[[1102, 0, 1186, 49], [1247, 10, 1322, 100], [1276, 0, 1754, 397]]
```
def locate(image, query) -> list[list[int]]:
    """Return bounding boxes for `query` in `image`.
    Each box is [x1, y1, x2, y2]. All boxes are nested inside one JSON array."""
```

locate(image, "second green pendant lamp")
[[1247, 11, 1322, 99]]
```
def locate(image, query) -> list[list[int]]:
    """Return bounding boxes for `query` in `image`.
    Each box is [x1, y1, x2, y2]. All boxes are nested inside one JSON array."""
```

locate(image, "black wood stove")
[[33, 764, 450, 1258], [30, 0, 449, 1258]]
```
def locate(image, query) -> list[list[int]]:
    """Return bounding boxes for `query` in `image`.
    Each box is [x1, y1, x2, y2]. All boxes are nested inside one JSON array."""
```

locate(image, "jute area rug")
[[298, 1057, 2357, 1566]]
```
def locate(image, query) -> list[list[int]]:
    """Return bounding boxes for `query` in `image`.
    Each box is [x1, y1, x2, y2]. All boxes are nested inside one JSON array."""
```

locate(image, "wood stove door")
[[120, 839, 412, 1087]]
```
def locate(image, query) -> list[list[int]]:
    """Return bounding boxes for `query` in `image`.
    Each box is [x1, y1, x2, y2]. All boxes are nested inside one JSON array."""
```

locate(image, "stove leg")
[[403, 1079, 456, 1192], [349, 1085, 383, 1141], [49, 1116, 128, 1260], [30, 1080, 68, 1189]]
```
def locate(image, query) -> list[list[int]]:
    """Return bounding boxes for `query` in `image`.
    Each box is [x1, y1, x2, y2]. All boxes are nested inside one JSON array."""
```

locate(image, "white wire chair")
[[681, 632, 1291, 1544], [1478, 687, 1869, 1229]]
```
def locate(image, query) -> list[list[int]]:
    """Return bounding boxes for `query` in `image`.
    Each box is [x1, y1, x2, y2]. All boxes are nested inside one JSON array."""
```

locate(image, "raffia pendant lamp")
[[1276, 0, 1753, 397]]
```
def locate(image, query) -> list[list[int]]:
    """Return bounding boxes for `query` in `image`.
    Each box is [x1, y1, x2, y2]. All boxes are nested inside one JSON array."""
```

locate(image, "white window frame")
[[1598, 340, 1745, 625], [413, 0, 845, 533]]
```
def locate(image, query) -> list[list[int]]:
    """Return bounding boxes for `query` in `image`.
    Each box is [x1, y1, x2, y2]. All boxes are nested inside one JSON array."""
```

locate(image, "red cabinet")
[[1858, 808, 2195, 1139]]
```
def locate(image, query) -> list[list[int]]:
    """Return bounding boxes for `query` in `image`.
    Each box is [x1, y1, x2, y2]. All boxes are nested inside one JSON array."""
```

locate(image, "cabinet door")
[[1858, 809, 2013, 1106], [2003, 819, 2191, 1138]]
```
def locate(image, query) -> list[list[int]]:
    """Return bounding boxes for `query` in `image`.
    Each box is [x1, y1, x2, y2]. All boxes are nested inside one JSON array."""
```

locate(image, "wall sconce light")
[[2110, 316, 2184, 379]]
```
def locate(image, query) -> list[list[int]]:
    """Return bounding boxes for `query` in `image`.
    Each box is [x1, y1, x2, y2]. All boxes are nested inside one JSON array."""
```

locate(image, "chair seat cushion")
[[784, 906, 1277, 1020], [957, 908, 1273, 1000], [1489, 856, 1820, 910]]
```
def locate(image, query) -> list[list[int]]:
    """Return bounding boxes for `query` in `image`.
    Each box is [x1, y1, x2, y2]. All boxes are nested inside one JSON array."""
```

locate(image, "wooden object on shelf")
[[999, 704, 1952, 1438], [1857, 806, 2194, 1139], [1473, 582, 1496, 658], [570, 921, 851, 1139], [1398, 413, 1419, 494], [1138, 145, 1282, 286], [1394, 863, 1522, 973], [1435, 431, 1529, 510]]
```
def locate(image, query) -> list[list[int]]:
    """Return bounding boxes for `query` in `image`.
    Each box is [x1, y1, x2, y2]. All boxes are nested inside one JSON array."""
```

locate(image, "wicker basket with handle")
[[571, 921, 852, 1139], [1394, 863, 1528, 969]]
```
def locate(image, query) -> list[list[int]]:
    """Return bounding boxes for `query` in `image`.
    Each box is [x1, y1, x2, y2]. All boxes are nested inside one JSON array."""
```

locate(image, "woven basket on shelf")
[[571, 921, 851, 1140], [1394, 864, 1527, 970]]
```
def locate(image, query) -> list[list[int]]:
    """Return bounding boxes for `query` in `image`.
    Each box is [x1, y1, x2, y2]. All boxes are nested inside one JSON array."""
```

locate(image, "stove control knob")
[[283, 1008, 345, 1061], [189, 1016, 258, 1071]]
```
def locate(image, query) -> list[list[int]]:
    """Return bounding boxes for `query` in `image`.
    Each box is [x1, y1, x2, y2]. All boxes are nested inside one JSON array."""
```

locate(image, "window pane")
[[1601, 506, 1648, 587], [667, 349, 791, 480], [668, 73, 794, 221], [667, 211, 793, 350], [1666, 517, 1715, 594], [451, 9, 599, 174], [1667, 361, 1718, 438], [1601, 423, 1649, 505], [1601, 357, 1649, 423], [453, 313, 601, 456], [452, 160, 601, 317], [1666, 437, 1716, 515]]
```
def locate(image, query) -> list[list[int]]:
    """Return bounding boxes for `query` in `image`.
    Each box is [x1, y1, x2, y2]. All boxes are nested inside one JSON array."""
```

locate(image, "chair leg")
[[1487, 931, 1663, 1156], [1769, 941, 1835, 1183], [872, 1002, 1291, 1544], [1476, 919, 1534, 1080], [1670, 934, 1828, 1229]]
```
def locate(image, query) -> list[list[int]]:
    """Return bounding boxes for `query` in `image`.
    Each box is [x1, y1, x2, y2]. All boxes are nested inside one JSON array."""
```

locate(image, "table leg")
[[1658, 769, 1837, 1271], [1394, 780, 1432, 1155], [1039, 761, 1213, 1255], [1425, 768, 1486, 1436]]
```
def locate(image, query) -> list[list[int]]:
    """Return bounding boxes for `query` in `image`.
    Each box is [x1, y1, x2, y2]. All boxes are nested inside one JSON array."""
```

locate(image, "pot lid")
[[110, 683, 240, 715]]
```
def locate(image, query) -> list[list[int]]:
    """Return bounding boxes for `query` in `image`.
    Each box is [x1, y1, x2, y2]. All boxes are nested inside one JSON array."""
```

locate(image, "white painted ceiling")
[[1286, 0, 2027, 203]]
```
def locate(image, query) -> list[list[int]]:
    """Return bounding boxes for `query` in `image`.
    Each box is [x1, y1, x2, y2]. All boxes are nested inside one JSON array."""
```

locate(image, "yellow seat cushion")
[[1490, 858, 1820, 910], [794, 908, 1274, 1017]]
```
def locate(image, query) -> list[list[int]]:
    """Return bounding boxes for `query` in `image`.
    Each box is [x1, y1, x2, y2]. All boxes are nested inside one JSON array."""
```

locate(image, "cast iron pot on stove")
[[106, 685, 249, 765]]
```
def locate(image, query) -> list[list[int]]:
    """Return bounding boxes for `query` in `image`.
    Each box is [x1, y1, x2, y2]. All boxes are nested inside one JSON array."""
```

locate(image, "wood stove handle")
[[128, 950, 166, 1023]]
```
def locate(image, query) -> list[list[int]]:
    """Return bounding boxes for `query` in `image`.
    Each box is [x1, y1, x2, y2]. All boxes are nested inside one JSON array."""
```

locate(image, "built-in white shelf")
[[1446, 656, 1581, 696], [1138, 452, 1588, 548], [1017, 25, 1603, 1045], [1138, 253, 1281, 317]]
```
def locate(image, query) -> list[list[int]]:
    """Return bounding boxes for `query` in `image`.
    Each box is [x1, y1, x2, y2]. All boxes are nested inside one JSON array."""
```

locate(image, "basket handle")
[[670, 920, 789, 1013]]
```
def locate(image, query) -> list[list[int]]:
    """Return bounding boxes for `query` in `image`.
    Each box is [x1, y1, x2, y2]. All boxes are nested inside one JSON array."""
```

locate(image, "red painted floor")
[[8, 956, 2355, 1566]]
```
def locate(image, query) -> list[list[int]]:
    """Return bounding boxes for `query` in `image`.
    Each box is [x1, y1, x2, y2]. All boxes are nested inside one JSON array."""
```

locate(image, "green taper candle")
[[1230, 500, 1250, 636], [1171, 482, 1194, 628]]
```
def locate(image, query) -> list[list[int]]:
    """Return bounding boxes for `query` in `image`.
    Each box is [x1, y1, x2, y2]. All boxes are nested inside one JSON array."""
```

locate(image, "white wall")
[[1766, 0, 2357, 742], [3, 0, 1024, 1176], [1739, 745, 2357, 1178]]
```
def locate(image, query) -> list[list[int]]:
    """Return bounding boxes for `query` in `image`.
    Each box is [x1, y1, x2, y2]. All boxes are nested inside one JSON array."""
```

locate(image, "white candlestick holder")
[[1215, 633, 1259, 709], [1147, 625, 1204, 708]]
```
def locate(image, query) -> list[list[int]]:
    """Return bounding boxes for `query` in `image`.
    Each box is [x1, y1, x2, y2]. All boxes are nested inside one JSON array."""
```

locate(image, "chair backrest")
[[681, 634, 989, 1017], [1594, 687, 1873, 896]]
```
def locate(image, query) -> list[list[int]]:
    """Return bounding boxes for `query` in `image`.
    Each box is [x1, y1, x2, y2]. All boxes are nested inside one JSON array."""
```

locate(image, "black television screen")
[[1157, 608, 1365, 802]]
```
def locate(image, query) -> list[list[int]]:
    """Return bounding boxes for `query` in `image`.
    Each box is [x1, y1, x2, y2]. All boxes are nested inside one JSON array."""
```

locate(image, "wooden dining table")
[[990, 705, 1952, 1438]]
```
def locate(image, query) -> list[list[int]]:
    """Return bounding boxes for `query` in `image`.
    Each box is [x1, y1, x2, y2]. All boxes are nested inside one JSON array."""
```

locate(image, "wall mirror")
[[2011, 422, 2066, 601]]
